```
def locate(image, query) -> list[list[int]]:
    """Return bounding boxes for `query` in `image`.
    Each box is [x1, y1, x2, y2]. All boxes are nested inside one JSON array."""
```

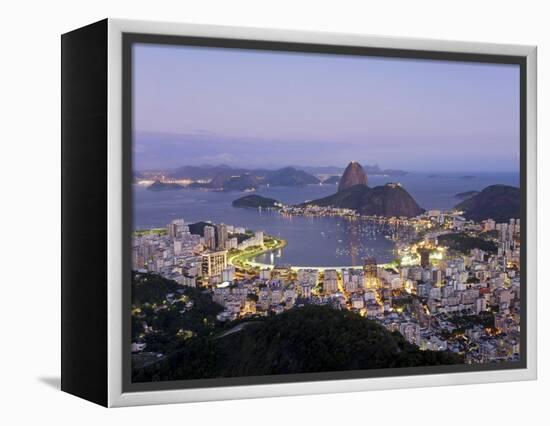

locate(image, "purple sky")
[[133, 43, 520, 172]]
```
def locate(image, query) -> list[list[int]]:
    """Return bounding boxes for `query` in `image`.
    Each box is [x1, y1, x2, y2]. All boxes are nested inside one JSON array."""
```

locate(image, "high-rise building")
[[201, 250, 228, 278], [167, 218, 185, 239], [363, 257, 377, 278], [343, 268, 364, 293], [225, 237, 238, 250], [166, 223, 176, 239], [363, 257, 378, 288], [297, 269, 318, 287], [476, 297, 487, 314], [432, 268, 442, 286], [271, 265, 292, 281], [418, 249, 431, 268], [204, 225, 216, 250], [254, 231, 264, 247], [222, 266, 235, 282], [323, 269, 339, 294], [399, 322, 421, 345], [217, 223, 228, 250], [299, 283, 313, 298]]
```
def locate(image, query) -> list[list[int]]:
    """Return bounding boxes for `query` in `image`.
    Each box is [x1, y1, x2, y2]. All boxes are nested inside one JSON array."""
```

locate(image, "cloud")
[[196, 153, 238, 164]]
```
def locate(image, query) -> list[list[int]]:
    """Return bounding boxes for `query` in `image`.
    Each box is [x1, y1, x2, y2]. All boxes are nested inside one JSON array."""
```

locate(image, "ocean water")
[[133, 172, 519, 267]]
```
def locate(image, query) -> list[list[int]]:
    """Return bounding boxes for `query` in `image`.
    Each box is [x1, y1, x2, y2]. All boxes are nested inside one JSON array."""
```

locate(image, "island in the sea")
[[232, 194, 281, 209], [146, 180, 184, 191]]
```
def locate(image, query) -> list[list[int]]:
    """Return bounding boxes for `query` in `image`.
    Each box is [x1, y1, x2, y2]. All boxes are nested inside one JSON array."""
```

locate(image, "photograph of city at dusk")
[[130, 42, 522, 384]]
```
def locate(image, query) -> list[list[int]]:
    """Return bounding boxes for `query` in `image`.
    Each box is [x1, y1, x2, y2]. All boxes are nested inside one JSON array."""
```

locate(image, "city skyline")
[[133, 43, 520, 172]]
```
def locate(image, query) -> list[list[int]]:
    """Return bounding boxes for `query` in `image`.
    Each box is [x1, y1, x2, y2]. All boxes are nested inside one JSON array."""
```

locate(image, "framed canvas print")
[[61, 19, 537, 407]]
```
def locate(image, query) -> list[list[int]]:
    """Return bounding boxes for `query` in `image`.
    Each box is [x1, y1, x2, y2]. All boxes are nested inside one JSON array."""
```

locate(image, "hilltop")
[[455, 185, 520, 222], [338, 161, 368, 192], [264, 167, 320, 186], [218, 306, 462, 376], [209, 172, 259, 191], [133, 304, 463, 381]]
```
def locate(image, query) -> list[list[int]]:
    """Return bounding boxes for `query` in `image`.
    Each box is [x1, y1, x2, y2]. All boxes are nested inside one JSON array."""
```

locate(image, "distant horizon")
[[133, 44, 520, 173], [134, 160, 520, 176]]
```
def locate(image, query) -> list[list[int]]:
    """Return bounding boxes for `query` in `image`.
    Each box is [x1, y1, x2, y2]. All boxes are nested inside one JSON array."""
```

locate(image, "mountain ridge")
[[306, 183, 424, 217], [455, 184, 520, 222]]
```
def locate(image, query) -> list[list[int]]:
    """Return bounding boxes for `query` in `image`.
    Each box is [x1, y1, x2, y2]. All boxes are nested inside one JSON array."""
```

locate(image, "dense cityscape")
[[132, 196, 521, 366]]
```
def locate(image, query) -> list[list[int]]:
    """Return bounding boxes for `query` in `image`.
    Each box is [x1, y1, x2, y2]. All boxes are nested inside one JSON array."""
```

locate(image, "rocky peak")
[[338, 161, 368, 192]]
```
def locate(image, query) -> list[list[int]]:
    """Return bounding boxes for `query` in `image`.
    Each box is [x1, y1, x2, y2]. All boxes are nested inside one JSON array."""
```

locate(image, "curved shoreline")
[[228, 236, 390, 271], [227, 237, 288, 270], [246, 261, 389, 272]]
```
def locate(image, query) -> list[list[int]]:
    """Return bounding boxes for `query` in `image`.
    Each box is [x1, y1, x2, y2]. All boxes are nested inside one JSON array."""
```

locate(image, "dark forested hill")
[[264, 167, 320, 186], [306, 183, 424, 217], [455, 184, 520, 222], [217, 306, 461, 376], [133, 304, 462, 382], [232, 194, 280, 209]]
